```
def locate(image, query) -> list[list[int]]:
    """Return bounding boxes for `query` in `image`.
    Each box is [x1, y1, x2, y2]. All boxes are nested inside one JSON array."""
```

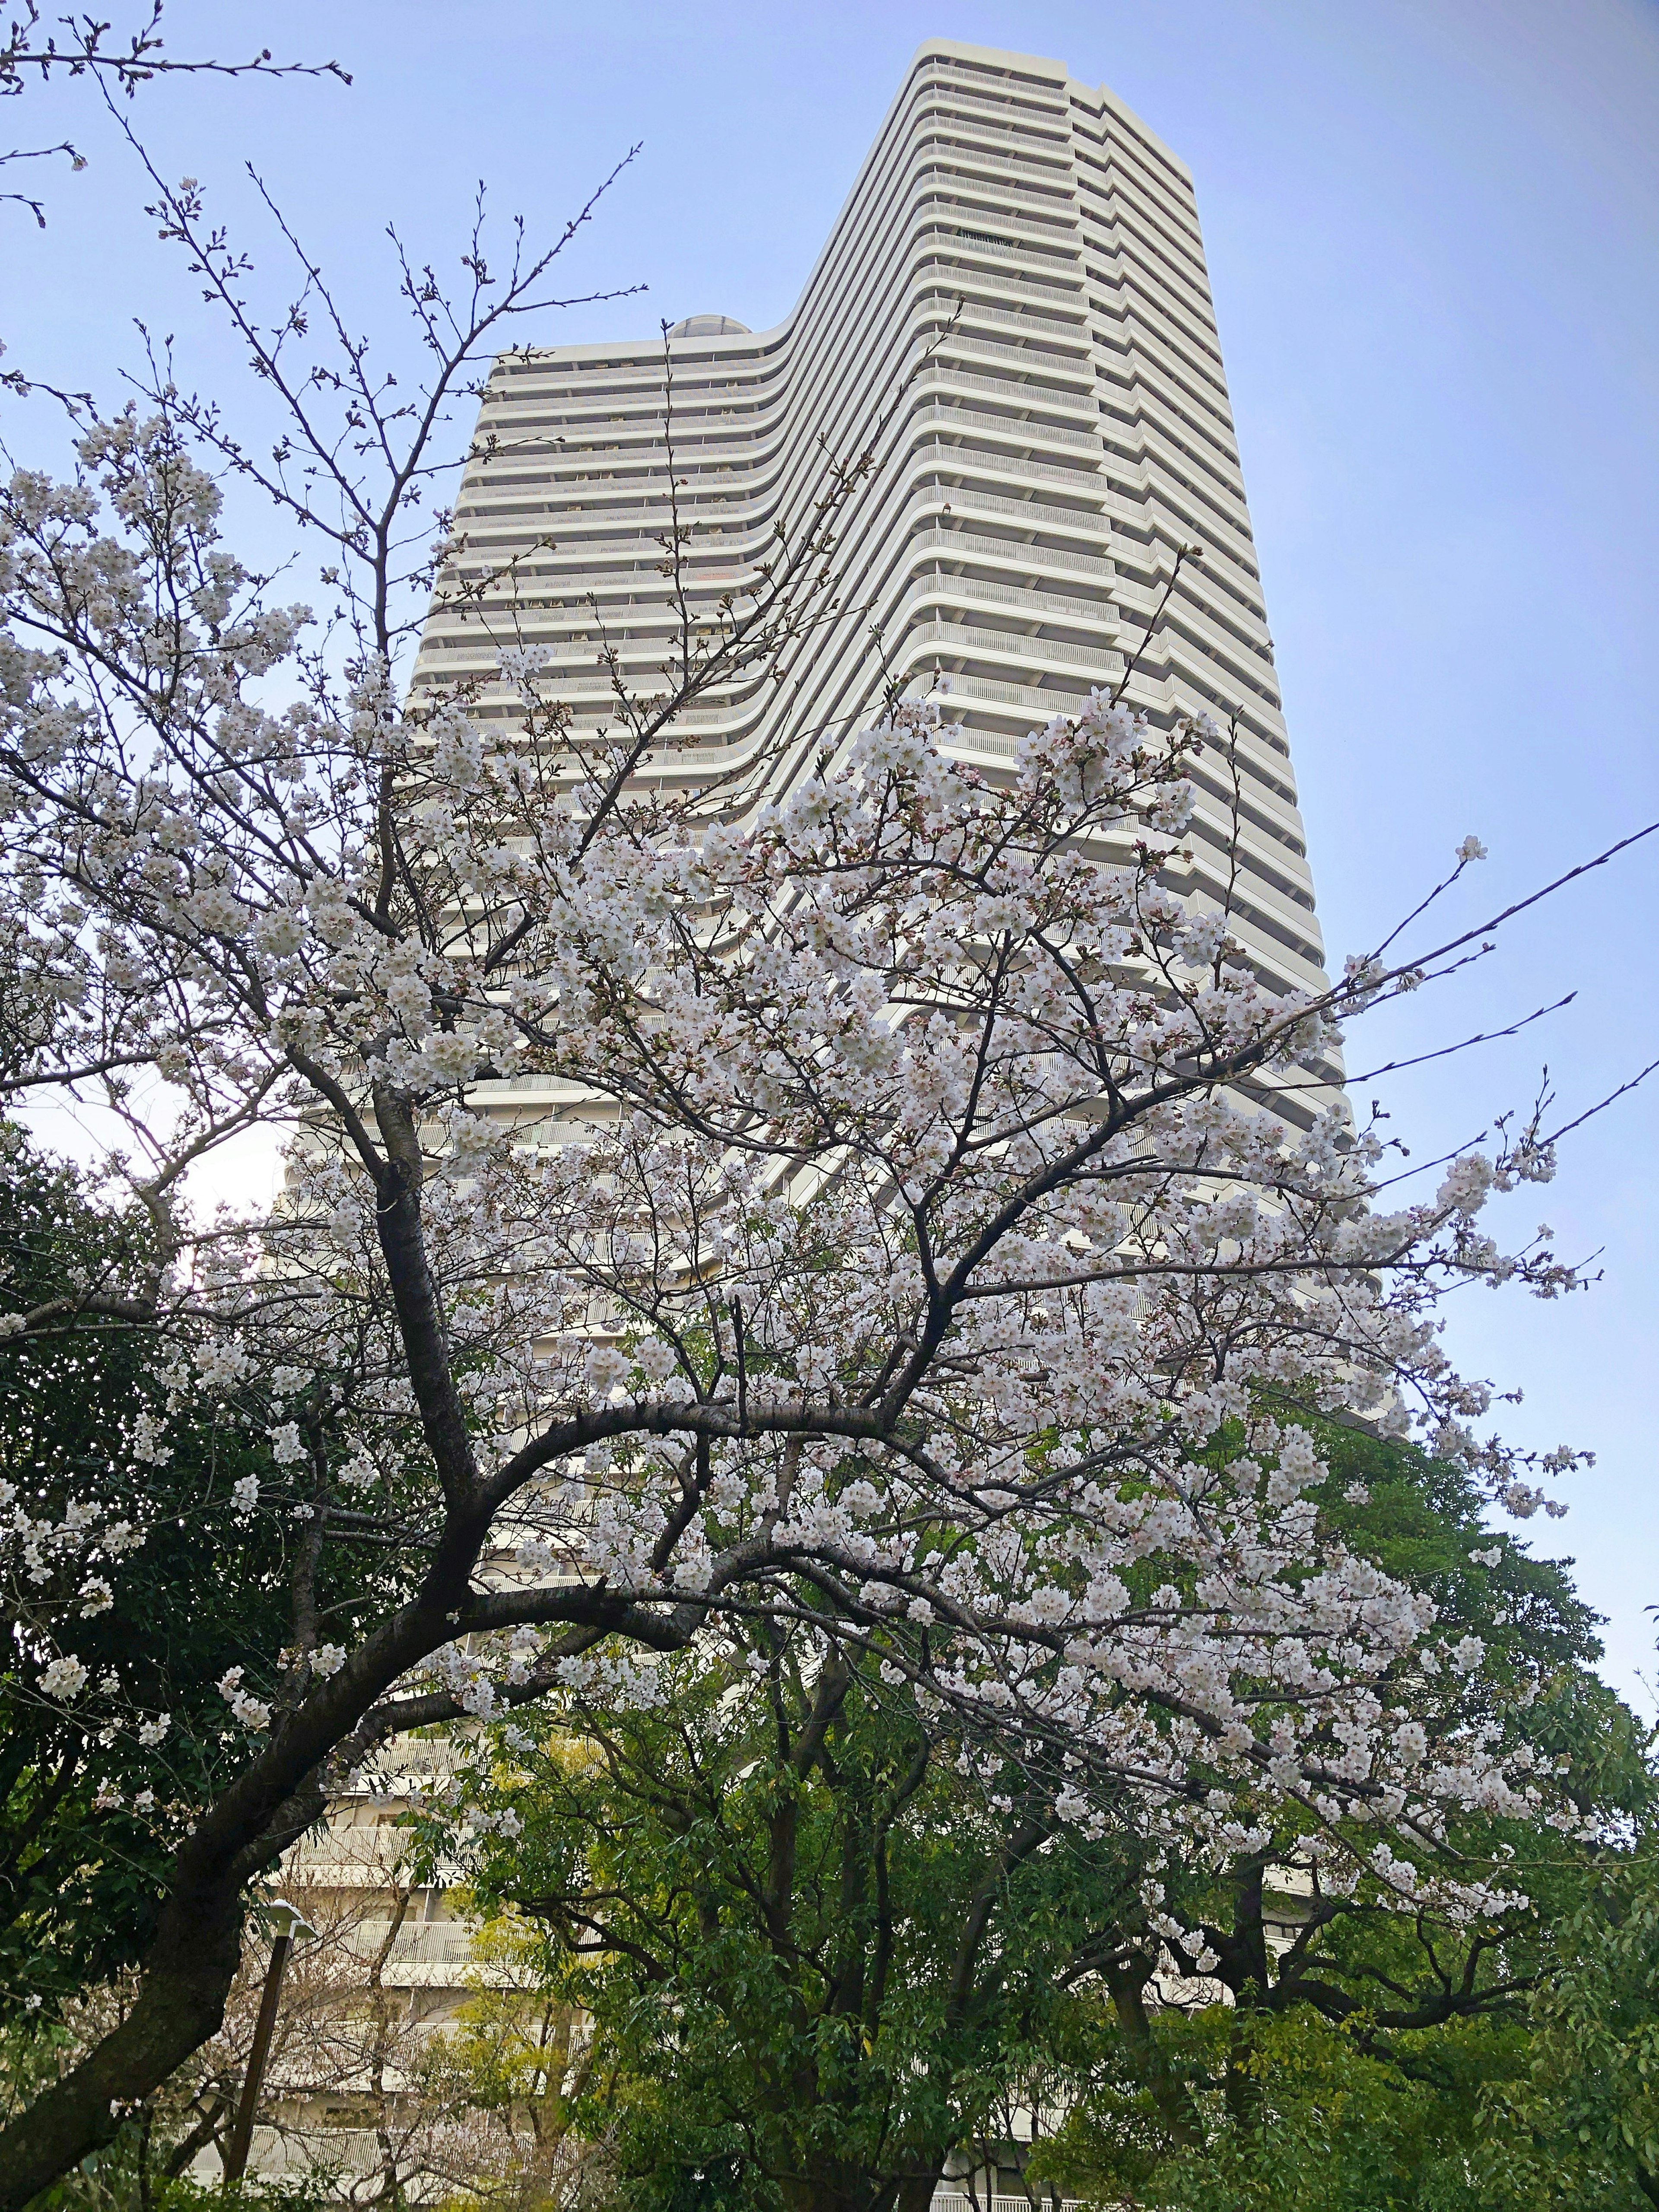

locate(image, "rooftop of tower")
[[665, 313, 751, 338]]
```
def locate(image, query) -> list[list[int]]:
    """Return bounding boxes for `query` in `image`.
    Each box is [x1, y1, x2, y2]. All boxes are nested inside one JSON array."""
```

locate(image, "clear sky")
[[6, 0, 1657, 1701]]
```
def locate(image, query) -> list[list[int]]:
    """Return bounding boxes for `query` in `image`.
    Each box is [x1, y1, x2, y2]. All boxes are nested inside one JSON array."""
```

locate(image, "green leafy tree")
[[0, 1122, 424, 2178], [1, 1123, 271, 2018], [1458, 1852, 1659, 2209], [425, 1629, 1148, 2212], [1029, 1424, 1657, 2210], [411, 1915, 610, 2208]]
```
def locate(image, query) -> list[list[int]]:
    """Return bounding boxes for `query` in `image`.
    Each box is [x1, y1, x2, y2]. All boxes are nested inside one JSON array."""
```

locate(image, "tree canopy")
[[423, 1423, 1655, 2212]]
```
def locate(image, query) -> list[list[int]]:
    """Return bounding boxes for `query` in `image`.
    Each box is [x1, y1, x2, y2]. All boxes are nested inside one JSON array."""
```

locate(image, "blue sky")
[[6, 0, 1657, 1700]]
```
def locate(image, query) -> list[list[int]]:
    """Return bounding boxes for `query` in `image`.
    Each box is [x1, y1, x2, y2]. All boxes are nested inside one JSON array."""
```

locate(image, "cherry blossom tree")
[[0, 159, 1651, 2203]]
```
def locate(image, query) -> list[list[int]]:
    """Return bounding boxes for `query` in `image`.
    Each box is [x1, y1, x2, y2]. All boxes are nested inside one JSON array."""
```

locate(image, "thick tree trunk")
[[0, 1885, 243, 2212], [778, 2152, 944, 2212], [1106, 1954, 1205, 2152], [893, 2160, 946, 2212]]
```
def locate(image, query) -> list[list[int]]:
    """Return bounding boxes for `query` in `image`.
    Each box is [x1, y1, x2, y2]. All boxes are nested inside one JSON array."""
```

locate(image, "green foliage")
[[1034, 1859, 1659, 2212], [1033, 1997, 1538, 2209], [1148, 1416, 1651, 2013], [1458, 1851, 1659, 2209], [414, 1912, 604, 2205], [30, 2171, 329, 2212], [417, 1422, 1657, 2212], [1026, 1419, 1659, 2211], [32, 2161, 331, 2212], [427, 1640, 1140, 2212], [1309, 1419, 1642, 1794], [2, 1130, 263, 2015], [0, 1124, 418, 2024]]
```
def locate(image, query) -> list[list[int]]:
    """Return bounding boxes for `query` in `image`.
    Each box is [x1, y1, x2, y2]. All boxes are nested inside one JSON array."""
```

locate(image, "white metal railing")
[[909, 620, 1119, 673], [915, 286, 1084, 340], [928, 484, 1110, 537], [912, 69, 1070, 134], [932, 670, 1118, 715], [917, 374, 1101, 447], [936, 575, 1116, 624], [912, 83, 1069, 156], [934, 330, 1093, 379], [929, 2195, 1090, 2212], [915, 254, 1086, 311], [912, 102, 1067, 174], [226, 2139, 1105, 2209], [916, 169, 1080, 228], [920, 440, 1103, 498], [914, 193, 1076, 245], [917, 402, 1100, 458], [909, 528, 1114, 578], [919, 257, 1082, 308]]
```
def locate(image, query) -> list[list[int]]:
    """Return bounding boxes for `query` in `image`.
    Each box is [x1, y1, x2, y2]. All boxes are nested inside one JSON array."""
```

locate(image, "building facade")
[[414, 36, 1326, 1052]]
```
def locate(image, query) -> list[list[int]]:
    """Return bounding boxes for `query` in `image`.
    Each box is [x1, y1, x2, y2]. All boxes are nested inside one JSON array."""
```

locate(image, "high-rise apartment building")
[[413, 35, 1325, 1066]]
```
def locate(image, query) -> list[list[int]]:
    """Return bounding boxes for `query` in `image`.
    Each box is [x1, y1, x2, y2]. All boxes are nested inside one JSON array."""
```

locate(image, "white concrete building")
[[414, 37, 1327, 1071]]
